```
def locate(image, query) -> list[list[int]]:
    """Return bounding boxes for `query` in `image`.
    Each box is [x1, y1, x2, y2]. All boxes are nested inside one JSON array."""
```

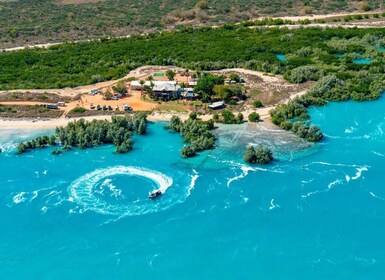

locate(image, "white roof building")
[[130, 81, 181, 93]]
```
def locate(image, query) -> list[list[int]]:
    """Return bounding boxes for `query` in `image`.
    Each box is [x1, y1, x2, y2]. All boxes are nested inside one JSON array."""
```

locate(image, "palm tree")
[[139, 80, 145, 95]]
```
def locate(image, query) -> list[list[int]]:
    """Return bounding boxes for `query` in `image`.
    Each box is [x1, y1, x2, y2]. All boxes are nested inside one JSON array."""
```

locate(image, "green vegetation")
[[213, 84, 246, 102], [243, 145, 273, 164], [165, 70, 176, 81], [0, 104, 16, 113], [112, 81, 127, 94], [17, 113, 148, 154], [165, 115, 215, 158], [51, 148, 62, 155], [248, 112, 260, 122], [252, 100, 263, 108], [2, 26, 385, 92], [1, 0, 382, 48], [0, 104, 63, 118], [70, 106, 86, 113], [194, 73, 225, 102], [270, 97, 324, 142], [17, 135, 56, 154], [219, 110, 243, 124]]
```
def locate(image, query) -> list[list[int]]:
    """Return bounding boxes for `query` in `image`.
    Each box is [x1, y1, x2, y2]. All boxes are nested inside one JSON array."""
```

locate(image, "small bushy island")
[[17, 113, 147, 154], [165, 114, 215, 158], [243, 145, 274, 164]]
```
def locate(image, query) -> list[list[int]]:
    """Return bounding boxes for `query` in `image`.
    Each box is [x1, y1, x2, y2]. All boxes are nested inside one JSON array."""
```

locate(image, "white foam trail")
[[345, 127, 356, 134], [269, 199, 281, 210], [227, 165, 254, 187], [351, 167, 368, 180], [12, 191, 38, 204], [240, 195, 249, 203], [301, 190, 320, 198], [345, 175, 351, 182], [68, 165, 180, 217], [369, 192, 385, 201], [328, 179, 343, 189], [187, 170, 199, 196], [42, 190, 61, 199], [373, 151, 385, 157], [13, 192, 27, 204], [102, 179, 122, 198], [41, 206, 48, 214]]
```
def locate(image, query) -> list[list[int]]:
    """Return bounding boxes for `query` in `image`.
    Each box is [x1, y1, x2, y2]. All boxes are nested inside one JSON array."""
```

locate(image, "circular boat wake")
[[68, 166, 196, 217]]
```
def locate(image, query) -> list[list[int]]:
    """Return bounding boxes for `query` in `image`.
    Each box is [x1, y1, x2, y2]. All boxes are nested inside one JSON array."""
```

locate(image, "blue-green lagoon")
[[1, 97, 385, 279]]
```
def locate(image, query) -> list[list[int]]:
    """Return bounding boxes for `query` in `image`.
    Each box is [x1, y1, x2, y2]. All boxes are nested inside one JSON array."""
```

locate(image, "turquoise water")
[[352, 58, 373, 65], [276, 54, 287, 61], [1, 97, 385, 279]]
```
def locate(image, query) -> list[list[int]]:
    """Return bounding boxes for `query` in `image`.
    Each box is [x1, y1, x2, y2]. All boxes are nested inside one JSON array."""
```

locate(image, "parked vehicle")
[[122, 103, 133, 111], [97, 105, 101, 111], [108, 105, 113, 111], [47, 104, 58, 109]]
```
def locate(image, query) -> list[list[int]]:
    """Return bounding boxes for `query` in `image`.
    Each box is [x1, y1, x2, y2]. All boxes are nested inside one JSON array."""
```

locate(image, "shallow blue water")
[[352, 58, 373, 65], [1, 97, 385, 279], [276, 54, 287, 61]]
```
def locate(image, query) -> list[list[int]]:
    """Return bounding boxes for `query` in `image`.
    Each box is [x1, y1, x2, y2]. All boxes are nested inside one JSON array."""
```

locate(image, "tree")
[[181, 146, 196, 158], [103, 91, 113, 100], [189, 112, 198, 120], [248, 112, 260, 122], [213, 85, 244, 102], [359, 1, 370, 11], [229, 73, 240, 83], [243, 146, 257, 164], [112, 81, 127, 94], [51, 148, 62, 155], [221, 110, 243, 124], [253, 100, 263, 108], [243, 145, 273, 164], [195, 0, 209, 9], [166, 70, 176, 81], [139, 80, 145, 94], [194, 73, 225, 102]]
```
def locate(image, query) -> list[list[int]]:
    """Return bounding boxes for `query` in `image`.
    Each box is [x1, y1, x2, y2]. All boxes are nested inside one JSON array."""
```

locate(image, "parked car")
[[108, 105, 113, 111], [102, 105, 107, 111], [90, 103, 95, 110], [124, 105, 133, 111], [97, 105, 101, 111]]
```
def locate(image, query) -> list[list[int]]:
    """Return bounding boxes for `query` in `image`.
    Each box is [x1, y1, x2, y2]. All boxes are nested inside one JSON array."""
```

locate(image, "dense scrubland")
[[0, 0, 382, 48], [2, 26, 385, 90]]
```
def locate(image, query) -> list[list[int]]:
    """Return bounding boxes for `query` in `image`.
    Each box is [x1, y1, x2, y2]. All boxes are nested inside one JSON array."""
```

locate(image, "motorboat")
[[149, 189, 162, 200]]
